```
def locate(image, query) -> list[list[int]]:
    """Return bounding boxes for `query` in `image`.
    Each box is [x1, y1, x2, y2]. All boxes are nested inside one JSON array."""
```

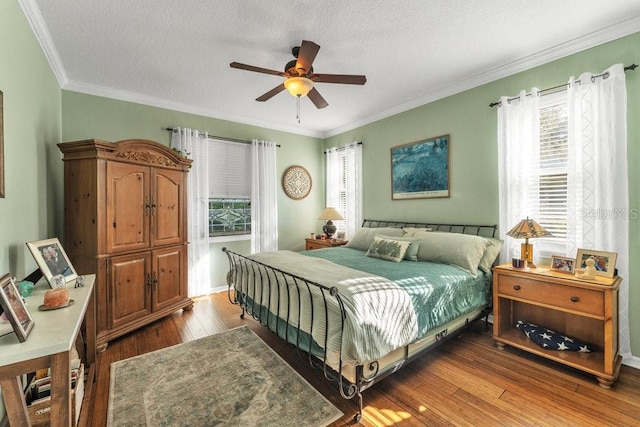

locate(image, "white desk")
[[0, 275, 95, 427]]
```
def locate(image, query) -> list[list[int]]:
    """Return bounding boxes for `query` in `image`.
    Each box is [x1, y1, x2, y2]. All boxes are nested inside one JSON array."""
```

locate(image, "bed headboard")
[[361, 219, 498, 238]]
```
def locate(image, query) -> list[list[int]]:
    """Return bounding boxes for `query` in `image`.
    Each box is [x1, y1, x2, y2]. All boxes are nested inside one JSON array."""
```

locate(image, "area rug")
[[107, 326, 342, 426]]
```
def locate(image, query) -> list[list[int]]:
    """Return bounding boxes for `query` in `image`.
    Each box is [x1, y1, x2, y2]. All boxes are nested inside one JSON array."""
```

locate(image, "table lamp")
[[318, 207, 343, 239], [506, 217, 553, 268]]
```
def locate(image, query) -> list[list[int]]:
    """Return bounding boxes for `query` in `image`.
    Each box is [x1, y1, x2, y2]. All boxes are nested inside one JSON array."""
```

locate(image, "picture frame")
[[336, 231, 346, 240], [550, 255, 575, 274], [575, 248, 618, 278], [0, 274, 35, 342], [391, 134, 450, 200], [26, 238, 78, 287]]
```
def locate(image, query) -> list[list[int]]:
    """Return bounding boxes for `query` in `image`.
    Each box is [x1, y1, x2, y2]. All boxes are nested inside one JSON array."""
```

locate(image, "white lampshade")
[[318, 207, 344, 221], [284, 77, 314, 97]]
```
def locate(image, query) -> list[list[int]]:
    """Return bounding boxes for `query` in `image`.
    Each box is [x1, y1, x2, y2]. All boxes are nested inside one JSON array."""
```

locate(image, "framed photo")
[[575, 249, 618, 278], [336, 231, 346, 240], [26, 238, 77, 287], [0, 274, 35, 342], [391, 134, 450, 200], [550, 255, 575, 274]]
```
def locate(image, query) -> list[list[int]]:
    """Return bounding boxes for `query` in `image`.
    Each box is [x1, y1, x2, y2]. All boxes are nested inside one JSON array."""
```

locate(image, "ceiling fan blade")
[[230, 62, 285, 77], [256, 83, 286, 102], [295, 40, 320, 75], [307, 87, 328, 109], [312, 73, 367, 85]]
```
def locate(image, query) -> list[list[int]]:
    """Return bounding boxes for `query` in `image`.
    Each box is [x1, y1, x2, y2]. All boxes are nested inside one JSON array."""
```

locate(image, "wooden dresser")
[[58, 139, 194, 351], [492, 264, 621, 387]]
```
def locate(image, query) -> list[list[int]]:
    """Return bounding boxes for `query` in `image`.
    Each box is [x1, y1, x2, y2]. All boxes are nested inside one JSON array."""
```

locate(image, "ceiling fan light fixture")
[[284, 76, 314, 97]]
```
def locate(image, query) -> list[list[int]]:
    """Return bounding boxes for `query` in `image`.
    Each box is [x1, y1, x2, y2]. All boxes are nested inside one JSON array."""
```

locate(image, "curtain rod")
[[323, 141, 364, 154], [166, 128, 280, 147], [488, 63, 638, 108]]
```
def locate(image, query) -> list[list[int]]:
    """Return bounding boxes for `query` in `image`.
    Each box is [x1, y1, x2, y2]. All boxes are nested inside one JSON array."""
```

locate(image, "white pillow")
[[413, 231, 491, 276], [402, 227, 433, 236], [478, 238, 503, 273], [365, 236, 411, 263], [344, 227, 404, 251]]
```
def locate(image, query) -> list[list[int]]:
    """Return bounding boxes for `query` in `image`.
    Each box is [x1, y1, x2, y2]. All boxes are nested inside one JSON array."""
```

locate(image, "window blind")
[[536, 98, 568, 239], [208, 139, 251, 198]]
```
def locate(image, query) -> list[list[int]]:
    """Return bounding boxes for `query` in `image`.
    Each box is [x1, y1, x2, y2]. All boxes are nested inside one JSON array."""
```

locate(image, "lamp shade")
[[506, 217, 553, 239], [284, 77, 314, 97], [318, 207, 344, 221]]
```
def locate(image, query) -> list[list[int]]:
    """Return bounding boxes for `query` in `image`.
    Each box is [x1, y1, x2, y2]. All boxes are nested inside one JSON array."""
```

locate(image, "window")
[[334, 149, 347, 231], [534, 93, 568, 252], [208, 139, 252, 238]]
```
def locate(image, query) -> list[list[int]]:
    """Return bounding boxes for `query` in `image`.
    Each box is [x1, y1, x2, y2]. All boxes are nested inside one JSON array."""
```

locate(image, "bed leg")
[[354, 391, 363, 422]]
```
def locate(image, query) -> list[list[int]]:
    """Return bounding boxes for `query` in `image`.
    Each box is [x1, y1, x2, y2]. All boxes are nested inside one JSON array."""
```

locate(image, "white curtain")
[[344, 142, 363, 237], [565, 64, 630, 360], [251, 139, 278, 253], [171, 128, 210, 297], [497, 89, 541, 262]]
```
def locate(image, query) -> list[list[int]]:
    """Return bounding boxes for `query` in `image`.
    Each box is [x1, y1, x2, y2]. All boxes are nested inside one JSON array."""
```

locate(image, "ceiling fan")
[[230, 40, 366, 110]]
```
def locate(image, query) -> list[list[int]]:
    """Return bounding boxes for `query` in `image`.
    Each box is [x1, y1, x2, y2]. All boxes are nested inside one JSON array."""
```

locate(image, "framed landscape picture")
[[575, 248, 617, 278], [0, 274, 35, 342], [391, 134, 450, 200], [26, 238, 78, 286]]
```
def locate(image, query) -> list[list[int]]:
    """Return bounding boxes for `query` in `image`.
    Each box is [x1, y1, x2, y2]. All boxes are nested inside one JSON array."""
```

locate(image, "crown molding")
[[63, 80, 325, 139], [19, 0, 640, 140], [324, 15, 640, 138], [18, 0, 68, 87]]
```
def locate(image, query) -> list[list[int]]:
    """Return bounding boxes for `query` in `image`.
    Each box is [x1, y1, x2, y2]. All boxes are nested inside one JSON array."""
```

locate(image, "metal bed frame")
[[223, 219, 497, 421]]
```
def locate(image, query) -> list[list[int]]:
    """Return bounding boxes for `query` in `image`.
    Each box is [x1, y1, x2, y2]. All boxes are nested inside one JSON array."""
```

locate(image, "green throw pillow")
[[365, 236, 411, 263], [377, 235, 421, 261]]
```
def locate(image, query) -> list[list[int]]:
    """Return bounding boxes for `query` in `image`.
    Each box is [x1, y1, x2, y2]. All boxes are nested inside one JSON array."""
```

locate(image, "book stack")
[[26, 349, 84, 426]]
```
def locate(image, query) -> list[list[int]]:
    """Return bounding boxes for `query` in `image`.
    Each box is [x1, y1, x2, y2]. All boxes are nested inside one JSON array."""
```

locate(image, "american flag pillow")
[[516, 320, 593, 352]]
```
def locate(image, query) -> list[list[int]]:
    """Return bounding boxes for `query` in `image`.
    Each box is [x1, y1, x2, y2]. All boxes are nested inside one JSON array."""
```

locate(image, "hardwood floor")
[[88, 292, 640, 426]]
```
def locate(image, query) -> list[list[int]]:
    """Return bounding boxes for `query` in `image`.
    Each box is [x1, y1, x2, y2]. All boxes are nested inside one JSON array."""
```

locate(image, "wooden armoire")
[[58, 139, 193, 350]]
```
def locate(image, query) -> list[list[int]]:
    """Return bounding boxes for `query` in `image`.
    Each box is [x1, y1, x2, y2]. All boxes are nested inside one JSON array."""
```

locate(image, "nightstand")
[[305, 238, 348, 250], [492, 264, 622, 388]]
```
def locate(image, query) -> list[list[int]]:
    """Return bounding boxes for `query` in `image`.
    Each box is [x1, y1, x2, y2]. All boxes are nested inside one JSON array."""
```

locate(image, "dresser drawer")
[[497, 274, 604, 317]]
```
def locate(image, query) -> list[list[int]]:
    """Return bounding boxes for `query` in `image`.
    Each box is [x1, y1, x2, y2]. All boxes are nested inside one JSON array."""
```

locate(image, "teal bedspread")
[[237, 247, 491, 364], [302, 247, 491, 339]]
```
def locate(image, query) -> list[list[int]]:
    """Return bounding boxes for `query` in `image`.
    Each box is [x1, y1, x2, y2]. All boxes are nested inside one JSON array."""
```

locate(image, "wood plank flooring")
[[88, 292, 640, 426]]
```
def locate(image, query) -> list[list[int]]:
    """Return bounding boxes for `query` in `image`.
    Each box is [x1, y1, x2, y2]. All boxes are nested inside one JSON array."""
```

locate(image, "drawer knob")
[[513, 285, 521, 291], [571, 296, 580, 303]]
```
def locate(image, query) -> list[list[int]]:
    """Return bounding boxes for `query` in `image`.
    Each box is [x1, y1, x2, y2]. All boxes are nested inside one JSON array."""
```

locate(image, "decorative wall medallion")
[[282, 165, 312, 200]]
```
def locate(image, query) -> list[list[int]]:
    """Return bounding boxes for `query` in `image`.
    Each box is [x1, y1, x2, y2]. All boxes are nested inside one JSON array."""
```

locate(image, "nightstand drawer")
[[498, 275, 604, 317]]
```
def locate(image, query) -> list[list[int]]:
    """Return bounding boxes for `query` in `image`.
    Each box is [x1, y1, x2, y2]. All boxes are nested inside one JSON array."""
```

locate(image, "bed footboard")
[[222, 247, 366, 419]]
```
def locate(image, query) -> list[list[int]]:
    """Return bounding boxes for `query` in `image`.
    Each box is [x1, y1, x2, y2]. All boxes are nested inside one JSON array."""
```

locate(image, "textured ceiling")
[[22, 0, 640, 137]]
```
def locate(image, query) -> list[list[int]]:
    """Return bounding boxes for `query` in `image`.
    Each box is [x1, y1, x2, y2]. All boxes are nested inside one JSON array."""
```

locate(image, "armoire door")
[[151, 168, 185, 247], [152, 245, 186, 312], [108, 252, 152, 328], [105, 161, 150, 253]]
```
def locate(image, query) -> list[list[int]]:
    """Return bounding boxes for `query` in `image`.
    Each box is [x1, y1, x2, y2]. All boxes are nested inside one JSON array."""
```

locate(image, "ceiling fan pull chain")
[[296, 95, 301, 123]]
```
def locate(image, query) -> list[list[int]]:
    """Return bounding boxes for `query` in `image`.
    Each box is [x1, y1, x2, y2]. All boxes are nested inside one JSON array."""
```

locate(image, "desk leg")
[[50, 350, 72, 427], [85, 284, 96, 366], [0, 376, 31, 426]]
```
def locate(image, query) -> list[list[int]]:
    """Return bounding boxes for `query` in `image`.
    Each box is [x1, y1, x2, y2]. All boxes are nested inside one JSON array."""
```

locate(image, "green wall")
[[0, 0, 63, 420], [61, 91, 326, 289], [2, 5, 640, 423], [326, 32, 640, 356]]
